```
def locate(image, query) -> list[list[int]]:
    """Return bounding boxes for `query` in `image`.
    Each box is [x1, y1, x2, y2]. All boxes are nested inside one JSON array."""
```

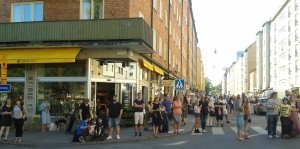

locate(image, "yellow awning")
[[0, 47, 80, 64], [153, 66, 164, 75], [140, 59, 153, 71]]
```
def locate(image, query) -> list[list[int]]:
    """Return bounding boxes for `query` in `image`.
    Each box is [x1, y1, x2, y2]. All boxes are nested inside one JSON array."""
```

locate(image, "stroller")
[[93, 110, 108, 141]]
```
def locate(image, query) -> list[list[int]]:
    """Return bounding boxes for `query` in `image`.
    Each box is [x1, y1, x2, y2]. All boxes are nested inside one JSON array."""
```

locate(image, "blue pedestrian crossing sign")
[[174, 79, 185, 90]]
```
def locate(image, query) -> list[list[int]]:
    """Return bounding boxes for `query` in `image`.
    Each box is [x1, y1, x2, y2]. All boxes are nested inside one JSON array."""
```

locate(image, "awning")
[[153, 66, 164, 75], [0, 47, 80, 64], [140, 59, 153, 71]]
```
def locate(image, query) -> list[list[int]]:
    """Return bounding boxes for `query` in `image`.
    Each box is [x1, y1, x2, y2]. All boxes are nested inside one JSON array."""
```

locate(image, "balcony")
[[0, 18, 153, 53]]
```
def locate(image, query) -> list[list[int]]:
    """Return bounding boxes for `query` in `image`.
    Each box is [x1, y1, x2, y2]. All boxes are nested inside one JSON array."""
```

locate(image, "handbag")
[[23, 116, 27, 121]]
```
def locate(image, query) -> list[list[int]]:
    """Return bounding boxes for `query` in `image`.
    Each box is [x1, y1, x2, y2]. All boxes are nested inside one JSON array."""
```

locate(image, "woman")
[[0, 99, 13, 141], [215, 96, 224, 127], [181, 96, 189, 126], [207, 97, 215, 127], [171, 96, 182, 134], [199, 95, 209, 132], [151, 97, 163, 138], [289, 95, 300, 137], [193, 101, 201, 133], [41, 99, 51, 132], [242, 93, 250, 139], [12, 98, 27, 143]]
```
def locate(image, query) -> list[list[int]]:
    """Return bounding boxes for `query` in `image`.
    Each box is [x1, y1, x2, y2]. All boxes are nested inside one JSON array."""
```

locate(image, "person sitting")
[[76, 115, 92, 143]]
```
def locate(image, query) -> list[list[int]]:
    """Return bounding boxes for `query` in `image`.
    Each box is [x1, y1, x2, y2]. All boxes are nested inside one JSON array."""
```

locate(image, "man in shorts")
[[106, 95, 123, 140], [134, 93, 145, 137]]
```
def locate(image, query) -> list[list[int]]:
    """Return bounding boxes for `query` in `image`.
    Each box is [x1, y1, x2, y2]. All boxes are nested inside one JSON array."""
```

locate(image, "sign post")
[[174, 79, 185, 91]]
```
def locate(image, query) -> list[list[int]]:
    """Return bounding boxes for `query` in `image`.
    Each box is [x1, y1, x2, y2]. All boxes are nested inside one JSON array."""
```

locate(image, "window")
[[81, 0, 93, 19], [169, 50, 172, 66], [153, 0, 158, 11], [164, 43, 167, 61], [159, 37, 163, 57], [94, 0, 104, 19], [11, 2, 43, 22], [169, 20, 172, 35], [153, 29, 157, 52], [159, 0, 163, 20], [165, 10, 168, 28]]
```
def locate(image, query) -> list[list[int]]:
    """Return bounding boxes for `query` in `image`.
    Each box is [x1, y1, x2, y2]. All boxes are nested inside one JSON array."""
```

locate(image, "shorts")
[[216, 114, 223, 121], [172, 114, 182, 123], [108, 118, 120, 128], [134, 112, 144, 125], [243, 115, 250, 121]]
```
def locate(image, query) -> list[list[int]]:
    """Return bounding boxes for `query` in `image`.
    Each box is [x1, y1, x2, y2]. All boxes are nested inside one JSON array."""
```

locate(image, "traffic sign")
[[174, 79, 185, 90], [0, 84, 11, 92]]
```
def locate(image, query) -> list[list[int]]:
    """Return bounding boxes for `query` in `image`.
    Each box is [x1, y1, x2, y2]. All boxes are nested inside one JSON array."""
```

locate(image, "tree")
[[205, 77, 212, 95], [205, 77, 222, 95]]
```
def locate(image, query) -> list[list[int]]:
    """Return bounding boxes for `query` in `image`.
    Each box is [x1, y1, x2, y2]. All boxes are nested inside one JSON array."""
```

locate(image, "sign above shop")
[[0, 84, 11, 92], [162, 80, 174, 86]]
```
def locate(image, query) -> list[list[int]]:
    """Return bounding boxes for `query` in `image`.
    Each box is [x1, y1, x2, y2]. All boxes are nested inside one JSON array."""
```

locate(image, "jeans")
[[200, 113, 208, 130], [267, 115, 279, 136], [13, 118, 24, 137]]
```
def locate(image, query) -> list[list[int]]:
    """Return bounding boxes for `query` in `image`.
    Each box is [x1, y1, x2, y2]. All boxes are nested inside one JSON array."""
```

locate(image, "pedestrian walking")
[[41, 99, 51, 132], [134, 92, 145, 137], [0, 98, 13, 142], [12, 98, 27, 143], [171, 96, 182, 134], [106, 95, 123, 140], [266, 92, 280, 139]]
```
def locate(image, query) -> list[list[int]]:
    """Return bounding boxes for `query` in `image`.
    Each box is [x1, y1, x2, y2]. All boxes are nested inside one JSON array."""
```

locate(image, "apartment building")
[[271, 0, 300, 96], [0, 0, 201, 116]]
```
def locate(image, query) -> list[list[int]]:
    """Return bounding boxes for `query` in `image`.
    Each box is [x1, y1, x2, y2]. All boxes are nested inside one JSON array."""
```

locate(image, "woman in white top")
[[12, 98, 27, 143]]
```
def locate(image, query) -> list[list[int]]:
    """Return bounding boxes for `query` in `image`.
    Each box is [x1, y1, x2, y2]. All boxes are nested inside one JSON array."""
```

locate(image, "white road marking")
[[168, 129, 185, 134], [251, 127, 268, 134], [164, 141, 188, 146], [231, 127, 238, 134], [212, 127, 225, 135]]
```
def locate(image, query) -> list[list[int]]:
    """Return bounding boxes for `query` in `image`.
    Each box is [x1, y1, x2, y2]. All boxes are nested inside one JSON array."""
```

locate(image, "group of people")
[[0, 98, 27, 143]]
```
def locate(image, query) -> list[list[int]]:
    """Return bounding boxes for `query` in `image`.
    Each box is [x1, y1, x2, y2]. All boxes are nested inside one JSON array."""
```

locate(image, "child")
[[279, 98, 292, 138], [194, 101, 201, 133], [76, 115, 92, 143], [236, 106, 245, 140]]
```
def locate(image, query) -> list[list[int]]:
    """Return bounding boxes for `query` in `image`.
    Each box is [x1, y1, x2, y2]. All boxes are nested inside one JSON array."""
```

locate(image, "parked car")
[[253, 98, 268, 115]]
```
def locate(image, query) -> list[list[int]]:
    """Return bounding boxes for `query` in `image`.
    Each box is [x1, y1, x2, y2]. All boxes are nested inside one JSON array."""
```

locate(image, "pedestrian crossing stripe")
[[191, 126, 283, 136]]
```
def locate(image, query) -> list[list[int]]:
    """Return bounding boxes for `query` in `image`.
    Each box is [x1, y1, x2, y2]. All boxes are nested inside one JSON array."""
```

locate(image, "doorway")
[[96, 83, 115, 105]]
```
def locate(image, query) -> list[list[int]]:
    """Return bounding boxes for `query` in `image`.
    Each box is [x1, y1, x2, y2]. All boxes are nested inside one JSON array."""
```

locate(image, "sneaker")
[[106, 136, 112, 140], [139, 132, 142, 136], [194, 129, 198, 133], [202, 130, 207, 133], [227, 121, 231, 123], [273, 135, 280, 138], [78, 136, 85, 143], [195, 129, 200, 133], [116, 135, 120, 140], [238, 138, 244, 141], [135, 132, 138, 137], [268, 135, 273, 139]]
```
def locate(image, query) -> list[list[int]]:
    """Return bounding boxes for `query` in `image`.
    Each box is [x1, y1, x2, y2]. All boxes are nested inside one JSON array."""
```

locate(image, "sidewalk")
[[0, 114, 195, 146]]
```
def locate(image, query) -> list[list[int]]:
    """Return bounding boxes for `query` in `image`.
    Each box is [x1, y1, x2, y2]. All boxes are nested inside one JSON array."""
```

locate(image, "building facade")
[[0, 0, 203, 117]]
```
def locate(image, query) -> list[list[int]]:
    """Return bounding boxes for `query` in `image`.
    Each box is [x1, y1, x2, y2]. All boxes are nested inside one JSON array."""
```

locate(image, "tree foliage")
[[205, 77, 222, 95]]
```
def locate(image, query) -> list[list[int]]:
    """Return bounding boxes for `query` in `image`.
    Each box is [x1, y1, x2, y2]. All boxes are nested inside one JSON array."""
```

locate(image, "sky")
[[191, 0, 285, 85]]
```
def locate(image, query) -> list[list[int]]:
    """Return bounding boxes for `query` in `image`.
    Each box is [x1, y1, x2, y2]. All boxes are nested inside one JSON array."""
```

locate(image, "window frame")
[[80, 0, 94, 19], [11, 1, 44, 22]]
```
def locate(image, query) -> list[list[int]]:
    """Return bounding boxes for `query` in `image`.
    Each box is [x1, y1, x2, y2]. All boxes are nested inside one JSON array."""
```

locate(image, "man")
[[76, 115, 92, 143], [106, 95, 123, 140], [266, 92, 280, 139], [134, 93, 145, 137], [161, 93, 172, 133]]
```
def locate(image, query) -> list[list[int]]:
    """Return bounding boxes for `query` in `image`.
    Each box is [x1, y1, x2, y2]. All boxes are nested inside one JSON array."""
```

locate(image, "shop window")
[[37, 61, 86, 77], [37, 82, 86, 116], [7, 64, 25, 77]]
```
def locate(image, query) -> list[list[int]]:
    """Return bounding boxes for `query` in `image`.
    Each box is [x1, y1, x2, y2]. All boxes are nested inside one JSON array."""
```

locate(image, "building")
[[196, 47, 205, 92], [270, 0, 300, 97], [0, 0, 201, 117]]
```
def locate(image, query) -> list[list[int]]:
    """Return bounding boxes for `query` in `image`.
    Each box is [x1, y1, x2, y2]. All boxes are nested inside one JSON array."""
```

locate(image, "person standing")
[[151, 97, 163, 138], [134, 93, 145, 137], [181, 96, 188, 126], [279, 97, 292, 138], [193, 101, 201, 133], [106, 95, 123, 140], [242, 93, 250, 139], [41, 99, 51, 132], [12, 98, 27, 143], [199, 96, 209, 132], [289, 95, 300, 137], [266, 92, 280, 139], [207, 97, 215, 127], [0, 99, 13, 142], [79, 98, 93, 122], [161, 93, 172, 133], [236, 106, 245, 141], [171, 96, 182, 134], [215, 96, 224, 127]]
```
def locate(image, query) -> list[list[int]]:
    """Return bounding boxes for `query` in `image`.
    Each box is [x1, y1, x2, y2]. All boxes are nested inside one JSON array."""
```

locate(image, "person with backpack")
[[12, 98, 27, 143], [0, 98, 13, 142]]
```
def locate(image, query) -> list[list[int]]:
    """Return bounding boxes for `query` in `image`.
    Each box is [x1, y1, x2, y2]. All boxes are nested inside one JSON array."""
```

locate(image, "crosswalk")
[[191, 126, 283, 136]]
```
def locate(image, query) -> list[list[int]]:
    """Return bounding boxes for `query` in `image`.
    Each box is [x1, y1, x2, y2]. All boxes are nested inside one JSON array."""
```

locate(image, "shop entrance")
[[96, 83, 115, 105]]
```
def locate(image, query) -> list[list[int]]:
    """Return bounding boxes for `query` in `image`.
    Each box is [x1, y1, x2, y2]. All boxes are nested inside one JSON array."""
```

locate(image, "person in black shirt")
[[134, 93, 145, 137], [199, 95, 209, 132], [79, 98, 93, 121], [106, 95, 123, 140]]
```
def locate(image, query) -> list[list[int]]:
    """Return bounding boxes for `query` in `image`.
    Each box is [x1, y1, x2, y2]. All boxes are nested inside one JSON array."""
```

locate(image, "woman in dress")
[[171, 96, 183, 134], [151, 97, 163, 138], [12, 98, 27, 143], [289, 95, 300, 137], [41, 99, 51, 132], [0, 98, 13, 142]]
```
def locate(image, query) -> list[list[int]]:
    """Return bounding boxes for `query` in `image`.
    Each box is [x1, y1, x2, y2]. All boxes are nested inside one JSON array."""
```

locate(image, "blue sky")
[[191, 0, 285, 85]]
